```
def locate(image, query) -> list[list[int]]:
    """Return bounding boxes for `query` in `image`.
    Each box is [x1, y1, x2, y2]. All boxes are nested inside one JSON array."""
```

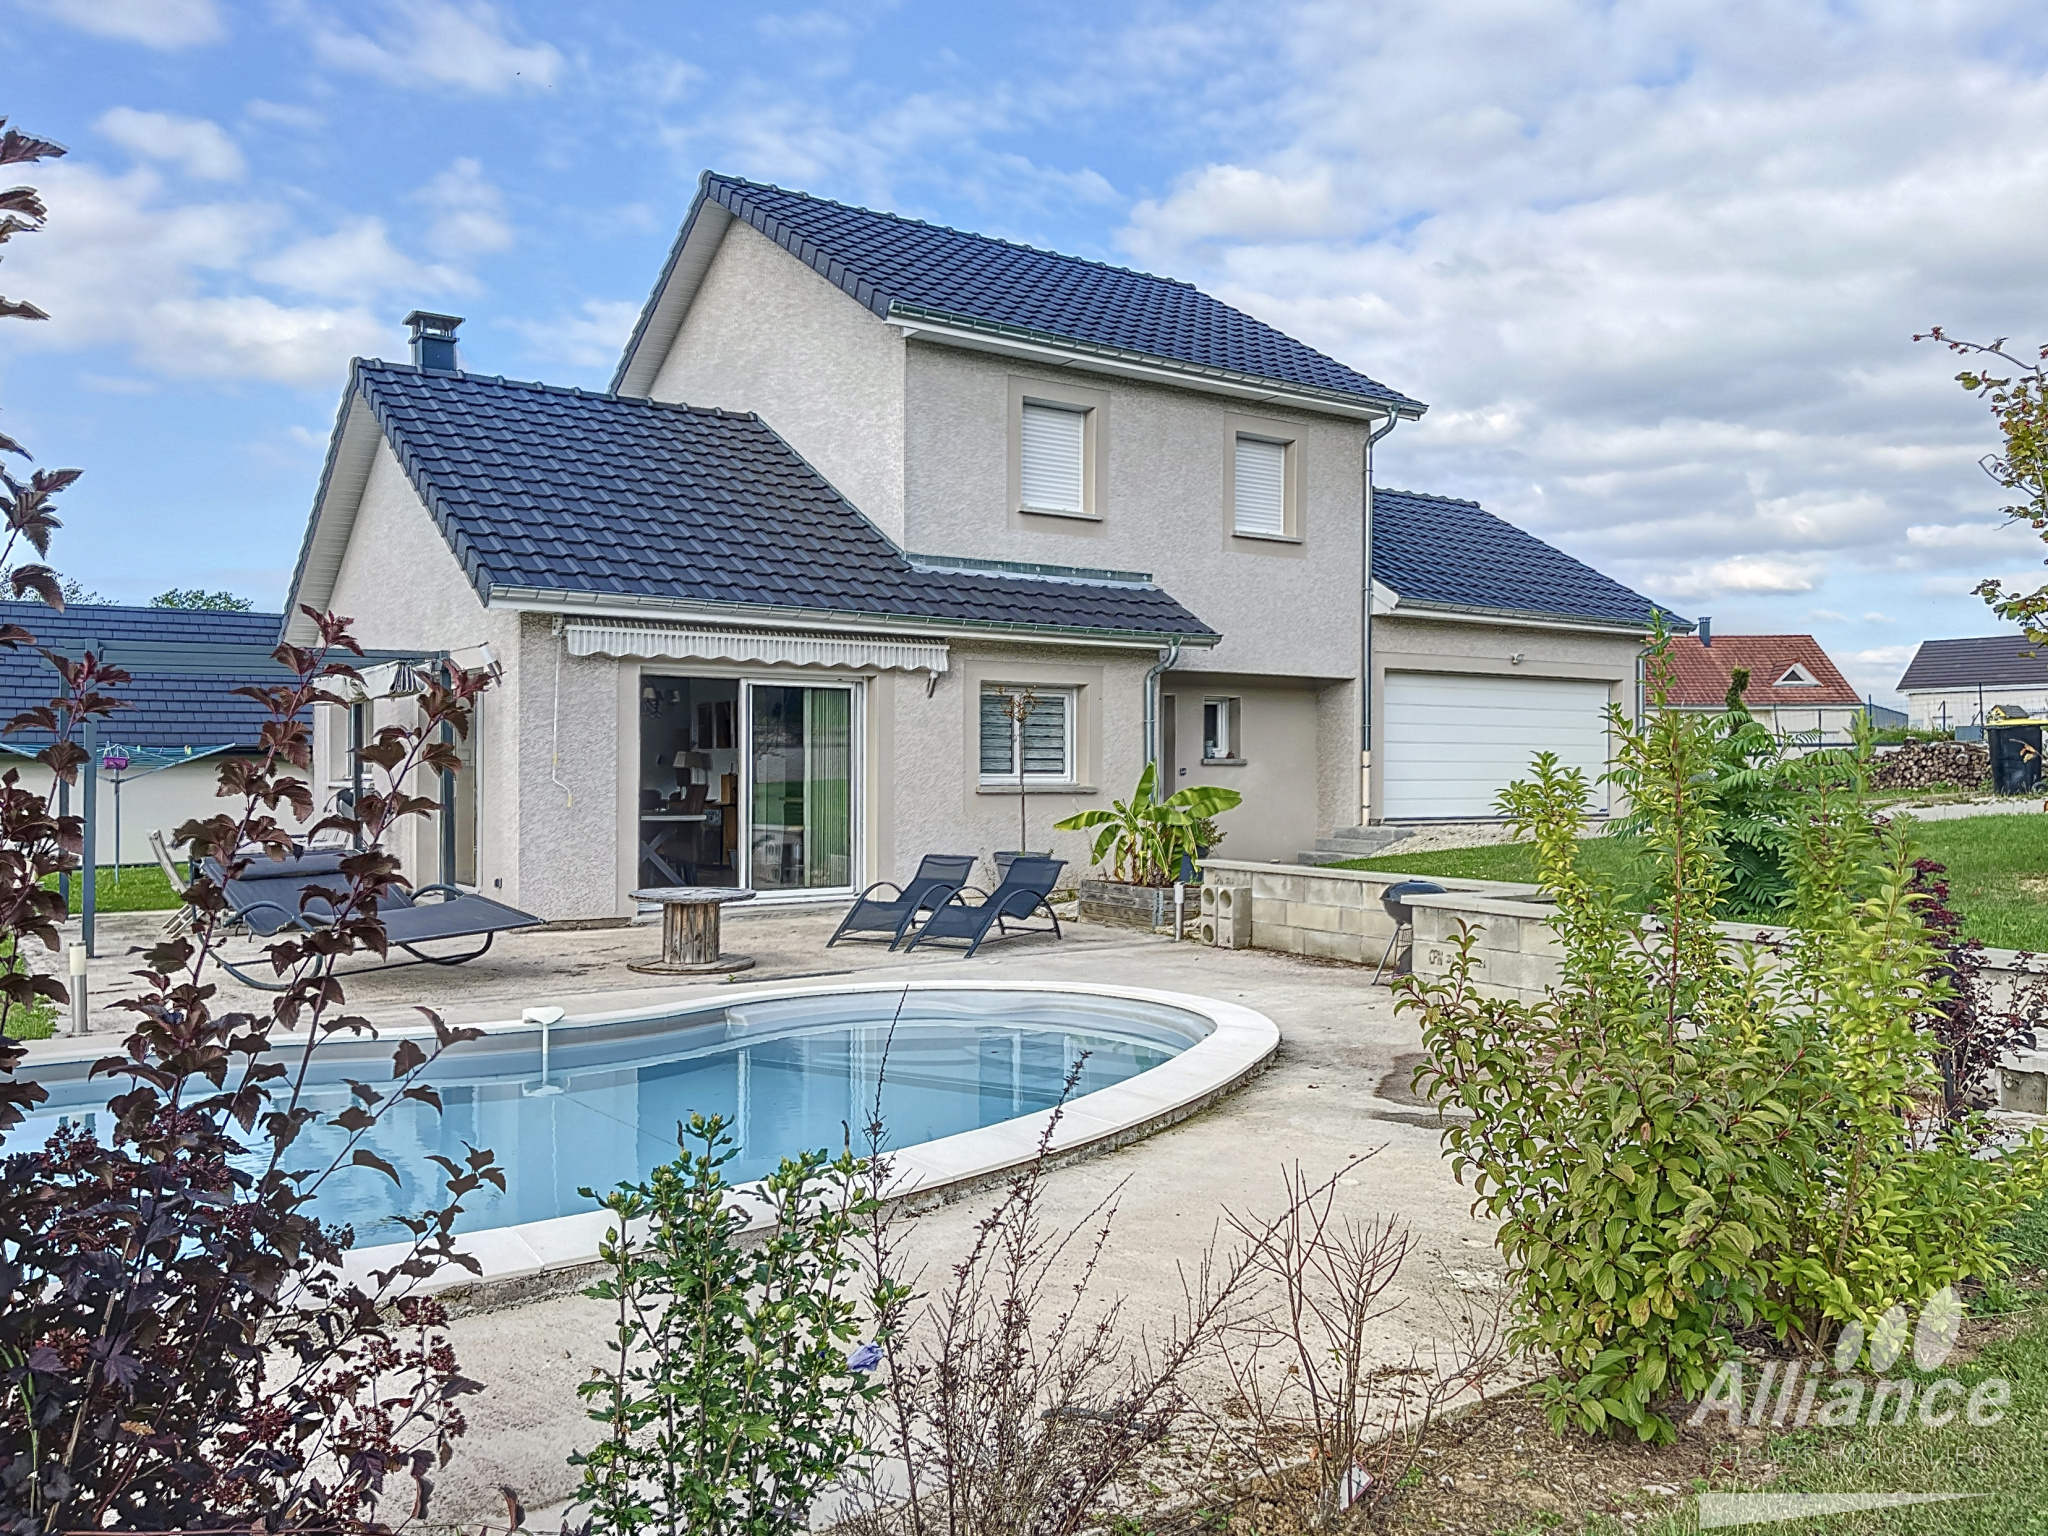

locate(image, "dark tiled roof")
[[0, 602, 291, 749], [355, 363, 1216, 640], [1661, 635, 1861, 708], [1897, 635, 2048, 692], [1371, 487, 1681, 630], [619, 173, 1424, 414]]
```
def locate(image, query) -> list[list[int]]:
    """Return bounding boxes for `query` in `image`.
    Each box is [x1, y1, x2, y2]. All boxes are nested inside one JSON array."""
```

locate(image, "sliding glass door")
[[746, 683, 855, 892]]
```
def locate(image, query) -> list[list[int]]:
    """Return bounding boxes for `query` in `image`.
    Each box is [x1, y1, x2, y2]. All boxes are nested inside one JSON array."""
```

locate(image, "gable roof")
[[292, 362, 1216, 645], [1369, 488, 1682, 631], [1896, 635, 2048, 693], [1660, 634, 1862, 709], [613, 172, 1426, 418], [0, 602, 295, 750]]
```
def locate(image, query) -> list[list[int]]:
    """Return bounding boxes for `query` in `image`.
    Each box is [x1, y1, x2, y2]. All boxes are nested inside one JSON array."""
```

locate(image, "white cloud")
[[5, 162, 463, 388], [507, 298, 642, 371], [310, 1, 563, 94], [410, 158, 513, 258], [1657, 557, 1820, 600], [1127, 165, 1344, 245], [25, 0, 223, 48], [245, 100, 326, 131], [250, 216, 464, 301], [97, 107, 245, 181]]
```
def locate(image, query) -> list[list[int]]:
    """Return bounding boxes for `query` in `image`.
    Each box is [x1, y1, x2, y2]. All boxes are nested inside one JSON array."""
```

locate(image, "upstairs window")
[[1775, 664, 1819, 687], [1020, 402, 1088, 515], [1233, 434, 1289, 536], [979, 684, 1075, 784]]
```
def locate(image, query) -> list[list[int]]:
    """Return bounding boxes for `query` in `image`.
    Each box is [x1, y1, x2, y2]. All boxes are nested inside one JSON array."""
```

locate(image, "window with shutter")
[[979, 684, 1075, 784], [1020, 402, 1087, 513], [1233, 435, 1288, 536]]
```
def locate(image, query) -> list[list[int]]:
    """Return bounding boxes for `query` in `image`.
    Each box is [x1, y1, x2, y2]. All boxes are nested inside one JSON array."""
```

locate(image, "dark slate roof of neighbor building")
[[0, 602, 293, 749], [616, 172, 1426, 415], [1370, 488, 1684, 630], [1897, 635, 2048, 692], [338, 362, 1218, 641]]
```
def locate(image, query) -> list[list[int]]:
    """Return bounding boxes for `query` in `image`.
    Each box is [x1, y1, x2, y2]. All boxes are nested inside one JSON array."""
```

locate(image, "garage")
[[1380, 671, 1613, 820]]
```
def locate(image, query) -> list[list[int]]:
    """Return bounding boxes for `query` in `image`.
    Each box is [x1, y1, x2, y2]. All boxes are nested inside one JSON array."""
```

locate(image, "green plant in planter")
[[1055, 762, 1240, 886]]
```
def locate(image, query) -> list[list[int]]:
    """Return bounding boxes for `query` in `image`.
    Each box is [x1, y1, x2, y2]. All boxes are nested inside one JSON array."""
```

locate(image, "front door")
[[746, 682, 856, 893]]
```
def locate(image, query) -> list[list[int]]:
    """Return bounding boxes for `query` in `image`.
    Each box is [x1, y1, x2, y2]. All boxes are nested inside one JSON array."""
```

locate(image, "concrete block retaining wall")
[[1197, 858, 2048, 1106]]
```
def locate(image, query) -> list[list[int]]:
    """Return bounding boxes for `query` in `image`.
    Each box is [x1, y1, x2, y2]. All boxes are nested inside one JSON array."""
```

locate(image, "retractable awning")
[[563, 620, 948, 675]]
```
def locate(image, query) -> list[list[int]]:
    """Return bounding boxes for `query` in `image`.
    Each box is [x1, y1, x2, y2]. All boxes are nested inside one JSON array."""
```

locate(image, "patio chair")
[[827, 853, 978, 949], [901, 855, 1066, 959], [148, 829, 197, 939], [201, 849, 542, 990]]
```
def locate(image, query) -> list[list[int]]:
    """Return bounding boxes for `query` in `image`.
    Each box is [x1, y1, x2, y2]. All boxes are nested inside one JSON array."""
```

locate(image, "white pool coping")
[[314, 977, 1278, 1299]]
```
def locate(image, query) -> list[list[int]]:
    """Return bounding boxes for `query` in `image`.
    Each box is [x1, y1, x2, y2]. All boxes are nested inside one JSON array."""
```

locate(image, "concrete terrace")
[[29, 905, 1499, 1527]]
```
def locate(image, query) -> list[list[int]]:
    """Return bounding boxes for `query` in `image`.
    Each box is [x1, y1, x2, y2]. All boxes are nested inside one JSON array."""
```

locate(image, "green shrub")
[[1054, 763, 1240, 886], [575, 1113, 890, 1536], [1403, 688, 2048, 1442]]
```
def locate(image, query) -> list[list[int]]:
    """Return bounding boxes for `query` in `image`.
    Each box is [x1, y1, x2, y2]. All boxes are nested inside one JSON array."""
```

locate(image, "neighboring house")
[[1898, 635, 2048, 732], [284, 173, 1675, 920], [0, 602, 313, 869], [1364, 489, 1678, 824], [1658, 630, 1866, 744]]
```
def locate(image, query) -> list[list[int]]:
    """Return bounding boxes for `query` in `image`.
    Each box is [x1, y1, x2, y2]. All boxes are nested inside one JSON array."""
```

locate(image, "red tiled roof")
[[1658, 635, 1862, 709]]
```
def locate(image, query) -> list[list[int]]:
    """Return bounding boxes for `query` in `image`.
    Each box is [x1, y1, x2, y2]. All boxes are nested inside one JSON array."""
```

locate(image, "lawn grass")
[[41, 863, 185, 914], [1334, 813, 2048, 952]]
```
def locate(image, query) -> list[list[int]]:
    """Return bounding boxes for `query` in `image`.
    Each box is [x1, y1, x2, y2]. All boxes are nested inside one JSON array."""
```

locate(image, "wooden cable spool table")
[[627, 887, 756, 975]]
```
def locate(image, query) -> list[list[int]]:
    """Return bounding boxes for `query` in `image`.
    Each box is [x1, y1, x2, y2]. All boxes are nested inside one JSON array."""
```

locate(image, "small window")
[[1775, 664, 1818, 687], [1202, 697, 1240, 762], [1233, 435, 1288, 536], [979, 684, 1075, 784], [1020, 402, 1087, 514]]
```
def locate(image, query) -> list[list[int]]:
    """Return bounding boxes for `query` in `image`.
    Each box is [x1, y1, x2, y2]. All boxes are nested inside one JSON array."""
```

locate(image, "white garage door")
[[1381, 671, 1613, 820]]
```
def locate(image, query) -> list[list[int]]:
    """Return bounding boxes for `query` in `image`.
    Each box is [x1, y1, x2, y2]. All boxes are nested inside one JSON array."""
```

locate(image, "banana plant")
[[1054, 762, 1241, 886]]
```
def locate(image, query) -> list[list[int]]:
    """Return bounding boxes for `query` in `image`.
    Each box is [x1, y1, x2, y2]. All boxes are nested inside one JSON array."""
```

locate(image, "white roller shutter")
[[1020, 402, 1086, 512], [1380, 671, 1612, 820], [1233, 436, 1286, 535]]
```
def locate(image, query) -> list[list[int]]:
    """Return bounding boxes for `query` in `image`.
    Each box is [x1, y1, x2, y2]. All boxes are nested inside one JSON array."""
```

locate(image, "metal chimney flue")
[[1698, 615, 1712, 648], [405, 310, 463, 372]]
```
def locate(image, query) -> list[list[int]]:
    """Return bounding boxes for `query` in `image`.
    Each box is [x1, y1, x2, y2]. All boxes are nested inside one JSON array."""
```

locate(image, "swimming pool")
[[18, 984, 1234, 1251]]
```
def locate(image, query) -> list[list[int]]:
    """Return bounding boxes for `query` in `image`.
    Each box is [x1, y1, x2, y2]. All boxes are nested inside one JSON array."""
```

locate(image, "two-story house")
[[283, 173, 1674, 920]]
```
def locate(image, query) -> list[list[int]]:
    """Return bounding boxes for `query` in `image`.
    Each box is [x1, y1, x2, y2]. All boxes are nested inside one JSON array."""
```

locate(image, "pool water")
[[20, 988, 1197, 1247]]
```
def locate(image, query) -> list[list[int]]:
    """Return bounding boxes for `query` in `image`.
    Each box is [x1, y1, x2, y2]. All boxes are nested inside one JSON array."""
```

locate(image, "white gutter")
[[889, 314, 1422, 426], [1376, 597, 1668, 639], [486, 587, 1215, 651]]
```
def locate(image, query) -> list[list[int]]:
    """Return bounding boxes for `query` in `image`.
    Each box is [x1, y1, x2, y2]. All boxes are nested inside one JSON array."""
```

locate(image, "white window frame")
[[1775, 664, 1819, 687], [1202, 696, 1241, 762], [978, 683, 1077, 786], [1019, 400, 1090, 516], [1232, 434, 1290, 537]]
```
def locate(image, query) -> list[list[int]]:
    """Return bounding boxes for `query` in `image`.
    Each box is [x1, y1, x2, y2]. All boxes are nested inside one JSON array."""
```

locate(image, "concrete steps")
[[1296, 825, 1416, 866]]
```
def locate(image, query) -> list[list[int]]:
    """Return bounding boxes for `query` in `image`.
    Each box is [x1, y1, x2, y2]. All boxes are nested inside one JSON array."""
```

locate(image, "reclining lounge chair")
[[901, 855, 1065, 959], [828, 853, 978, 949], [203, 850, 542, 990]]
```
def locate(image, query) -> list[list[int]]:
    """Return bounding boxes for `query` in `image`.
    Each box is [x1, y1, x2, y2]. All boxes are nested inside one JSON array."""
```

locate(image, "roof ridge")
[[1372, 486, 1485, 508], [355, 359, 764, 422], [708, 171, 1198, 291]]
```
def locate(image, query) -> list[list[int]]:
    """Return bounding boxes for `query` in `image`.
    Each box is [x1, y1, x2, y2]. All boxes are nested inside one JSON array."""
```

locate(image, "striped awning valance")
[[563, 620, 948, 674]]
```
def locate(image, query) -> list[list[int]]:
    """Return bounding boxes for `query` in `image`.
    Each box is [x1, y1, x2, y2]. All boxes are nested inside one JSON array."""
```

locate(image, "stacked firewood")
[[1867, 740, 1991, 791]]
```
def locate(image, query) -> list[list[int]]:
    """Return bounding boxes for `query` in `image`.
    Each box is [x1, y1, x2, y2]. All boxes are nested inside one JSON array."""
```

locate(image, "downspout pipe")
[[1143, 637, 1182, 774], [1360, 408, 1402, 825]]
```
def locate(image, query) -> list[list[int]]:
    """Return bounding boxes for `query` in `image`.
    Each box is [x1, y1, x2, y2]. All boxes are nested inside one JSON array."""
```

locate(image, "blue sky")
[[8, 0, 2048, 703]]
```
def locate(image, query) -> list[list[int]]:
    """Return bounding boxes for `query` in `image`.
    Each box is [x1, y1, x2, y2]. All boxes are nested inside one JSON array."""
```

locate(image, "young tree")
[[1917, 328, 2048, 638]]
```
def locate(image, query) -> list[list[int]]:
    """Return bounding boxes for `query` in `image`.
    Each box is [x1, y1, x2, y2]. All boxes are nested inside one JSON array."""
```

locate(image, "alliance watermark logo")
[[1686, 1287, 2001, 1528]]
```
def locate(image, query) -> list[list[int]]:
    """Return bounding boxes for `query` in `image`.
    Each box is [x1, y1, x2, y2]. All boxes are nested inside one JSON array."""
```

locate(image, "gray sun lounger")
[[202, 849, 542, 990], [900, 854, 1065, 959], [827, 853, 978, 949]]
